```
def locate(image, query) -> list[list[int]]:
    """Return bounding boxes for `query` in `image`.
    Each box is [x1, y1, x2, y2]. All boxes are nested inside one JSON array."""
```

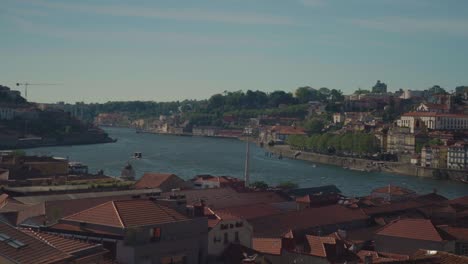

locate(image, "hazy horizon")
[[2, 0, 468, 104]]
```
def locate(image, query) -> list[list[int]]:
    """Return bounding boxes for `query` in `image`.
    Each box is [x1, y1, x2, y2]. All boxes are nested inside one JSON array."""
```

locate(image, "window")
[[224, 233, 228, 244], [235, 231, 239, 243], [151, 227, 161, 242], [459, 243, 468, 256]]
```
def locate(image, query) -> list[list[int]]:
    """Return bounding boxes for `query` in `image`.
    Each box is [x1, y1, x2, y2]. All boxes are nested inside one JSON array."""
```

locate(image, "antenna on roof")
[[244, 135, 250, 188]]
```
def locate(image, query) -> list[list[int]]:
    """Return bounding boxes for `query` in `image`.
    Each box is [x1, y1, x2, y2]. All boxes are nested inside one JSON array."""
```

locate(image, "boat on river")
[[133, 152, 142, 159]]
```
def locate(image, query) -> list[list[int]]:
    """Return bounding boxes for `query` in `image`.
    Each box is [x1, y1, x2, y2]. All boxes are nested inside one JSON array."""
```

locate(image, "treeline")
[[287, 132, 380, 155], [207, 87, 343, 113]]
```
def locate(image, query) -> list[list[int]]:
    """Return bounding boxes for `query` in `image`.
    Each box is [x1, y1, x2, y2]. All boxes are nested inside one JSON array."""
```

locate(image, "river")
[[26, 127, 468, 198]]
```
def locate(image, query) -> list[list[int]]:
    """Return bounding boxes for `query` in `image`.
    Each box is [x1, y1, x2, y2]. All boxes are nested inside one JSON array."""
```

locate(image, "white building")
[[399, 89, 425, 99], [447, 142, 468, 170], [0, 107, 15, 120], [333, 113, 344, 123], [206, 208, 253, 257], [397, 112, 468, 133]]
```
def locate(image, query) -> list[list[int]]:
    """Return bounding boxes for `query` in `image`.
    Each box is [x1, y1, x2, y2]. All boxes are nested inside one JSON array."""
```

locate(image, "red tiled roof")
[[252, 238, 282, 255], [204, 207, 222, 228], [449, 196, 468, 206], [50, 222, 121, 236], [412, 250, 468, 264], [21, 228, 105, 254], [305, 235, 336, 257], [376, 219, 443, 242], [296, 195, 311, 203], [372, 185, 416, 196], [63, 201, 123, 228], [45, 194, 147, 225], [213, 203, 282, 220], [0, 221, 73, 264], [134, 173, 179, 189], [63, 199, 188, 228], [161, 188, 288, 209], [357, 250, 408, 263], [249, 205, 368, 237], [437, 225, 468, 241], [402, 112, 468, 118]]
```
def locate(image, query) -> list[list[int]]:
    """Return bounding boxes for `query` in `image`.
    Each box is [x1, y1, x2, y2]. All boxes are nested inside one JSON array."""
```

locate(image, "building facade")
[[398, 112, 468, 133], [421, 145, 448, 169], [447, 142, 468, 170]]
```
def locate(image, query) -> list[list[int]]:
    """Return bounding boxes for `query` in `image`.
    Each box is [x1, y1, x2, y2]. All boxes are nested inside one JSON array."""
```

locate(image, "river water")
[[26, 127, 468, 198]]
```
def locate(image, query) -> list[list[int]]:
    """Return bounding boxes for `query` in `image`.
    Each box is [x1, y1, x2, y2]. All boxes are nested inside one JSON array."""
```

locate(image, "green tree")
[[354, 88, 370, 95], [295, 86, 321, 103], [303, 119, 324, 134], [427, 85, 447, 95]]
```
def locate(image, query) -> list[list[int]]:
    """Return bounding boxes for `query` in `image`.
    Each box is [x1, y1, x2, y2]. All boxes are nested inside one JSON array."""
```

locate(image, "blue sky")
[[1, 0, 468, 103]]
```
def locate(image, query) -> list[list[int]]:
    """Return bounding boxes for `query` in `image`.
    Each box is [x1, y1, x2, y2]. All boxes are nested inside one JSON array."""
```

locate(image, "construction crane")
[[16, 82, 60, 100]]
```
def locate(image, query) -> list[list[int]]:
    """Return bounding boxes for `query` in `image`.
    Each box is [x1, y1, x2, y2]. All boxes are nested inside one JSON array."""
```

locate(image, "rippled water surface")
[[26, 127, 468, 198]]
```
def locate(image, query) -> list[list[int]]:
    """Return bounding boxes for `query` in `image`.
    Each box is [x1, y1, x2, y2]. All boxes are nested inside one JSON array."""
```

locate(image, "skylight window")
[[0, 233, 11, 241], [0, 233, 27, 249]]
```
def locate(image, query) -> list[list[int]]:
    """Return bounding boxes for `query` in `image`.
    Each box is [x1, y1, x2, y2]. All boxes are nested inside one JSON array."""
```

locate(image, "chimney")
[[194, 199, 205, 217], [281, 230, 295, 251], [364, 254, 373, 264]]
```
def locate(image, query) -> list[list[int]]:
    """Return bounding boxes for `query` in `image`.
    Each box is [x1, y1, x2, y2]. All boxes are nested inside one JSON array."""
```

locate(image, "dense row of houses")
[[1, 171, 468, 263]]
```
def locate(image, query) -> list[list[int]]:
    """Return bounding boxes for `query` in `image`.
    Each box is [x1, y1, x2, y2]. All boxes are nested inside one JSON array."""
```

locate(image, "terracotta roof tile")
[[357, 250, 407, 263], [305, 235, 336, 257], [372, 185, 416, 196], [376, 219, 443, 242], [50, 222, 121, 237], [250, 205, 368, 237], [213, 203, 282, 220], [134, 173, 181, 189], [114, 199, 188, 227], [63, 199, 188, 228], [20, 228, 105, 255], [437, 225, 468, 241], [412, 250, 468, 264], [162, 188, 288, 209], [63, 201, 124, 228], [252, 238, 282, 255], [0, 221, 72, 264]]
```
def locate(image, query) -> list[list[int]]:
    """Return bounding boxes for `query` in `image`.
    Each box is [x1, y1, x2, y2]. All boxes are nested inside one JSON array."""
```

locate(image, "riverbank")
[[0, 133, 116, 150], [265, 144, 468, 182]]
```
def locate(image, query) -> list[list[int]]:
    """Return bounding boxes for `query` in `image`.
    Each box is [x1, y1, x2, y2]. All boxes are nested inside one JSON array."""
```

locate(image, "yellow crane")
[[16, 82, 60, 100]]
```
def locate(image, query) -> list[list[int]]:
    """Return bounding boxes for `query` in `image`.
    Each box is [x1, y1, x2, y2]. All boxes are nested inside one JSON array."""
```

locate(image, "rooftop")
[[12, 188, 162, 205], [371, 185, 416, 196], [376, 218, 443, 242], [20, 228, 106, 255], [63, 199, 188, 228], [252, 238, 282, 255], [402, 112, 468, 118], [134, 173, 183, 189], [249, 204, 368, 237], [161, 188, 288, 209], [412, 250, 468, 264], [305, 235, 336, 257], [0, 221, 72, 264], [213, 203, 282, 221]]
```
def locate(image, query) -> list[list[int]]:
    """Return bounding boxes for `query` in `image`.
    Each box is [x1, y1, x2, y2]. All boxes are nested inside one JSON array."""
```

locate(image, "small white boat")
[[311, 164, 317, 168], [133, 152, 142, 159]]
